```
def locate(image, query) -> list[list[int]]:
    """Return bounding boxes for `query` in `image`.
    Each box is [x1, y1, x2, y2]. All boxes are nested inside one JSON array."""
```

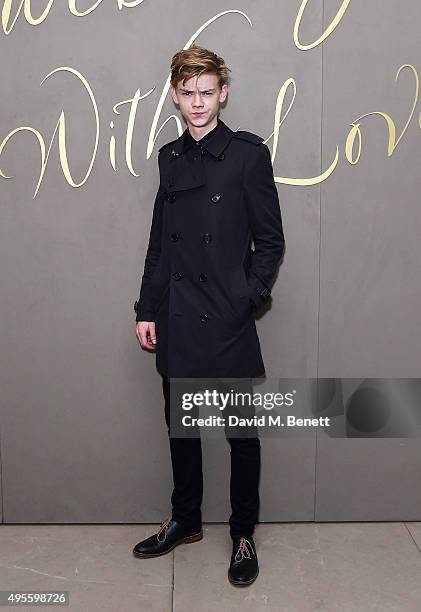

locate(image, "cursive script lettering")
[[2, 0, 146, 35]]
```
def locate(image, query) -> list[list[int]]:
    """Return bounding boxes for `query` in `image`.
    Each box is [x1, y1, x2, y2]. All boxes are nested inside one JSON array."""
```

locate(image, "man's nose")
[[192, 93, 204, 107]]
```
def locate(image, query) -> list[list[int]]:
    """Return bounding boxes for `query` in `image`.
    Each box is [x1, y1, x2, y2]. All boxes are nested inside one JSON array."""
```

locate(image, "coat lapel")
[[165, 146, 206, 193], [161, 119, 235, 193]]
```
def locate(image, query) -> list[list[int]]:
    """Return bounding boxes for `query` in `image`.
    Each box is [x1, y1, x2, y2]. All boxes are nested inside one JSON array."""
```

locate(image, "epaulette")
[[232, 130, 264, 145], [158, 138, 178, 153]]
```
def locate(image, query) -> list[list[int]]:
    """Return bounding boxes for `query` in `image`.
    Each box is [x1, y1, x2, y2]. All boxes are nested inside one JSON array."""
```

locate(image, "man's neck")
[[188, 117, 218, 142]]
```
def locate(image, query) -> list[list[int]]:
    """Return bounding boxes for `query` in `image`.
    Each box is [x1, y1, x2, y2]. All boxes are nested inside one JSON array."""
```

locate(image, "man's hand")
[[135, 321, 157, 351]]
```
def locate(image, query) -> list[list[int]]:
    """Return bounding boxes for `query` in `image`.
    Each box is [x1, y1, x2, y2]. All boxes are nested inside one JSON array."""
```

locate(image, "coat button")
[[217, 153, 225, 160], [200, 147, 205, 156], [200, 313, 209, 323], [170, 232, 181, 242], [166, 192, 176, 202], [199, 273, 208, 282], [171, 149, 180, 157], [211, 193, 221, 203], [202, 233, 212, 244], [172, 271, 184, 281]]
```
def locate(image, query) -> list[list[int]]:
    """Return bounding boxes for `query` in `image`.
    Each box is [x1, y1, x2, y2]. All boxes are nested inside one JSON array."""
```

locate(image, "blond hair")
[[170, 44, 231, 90]]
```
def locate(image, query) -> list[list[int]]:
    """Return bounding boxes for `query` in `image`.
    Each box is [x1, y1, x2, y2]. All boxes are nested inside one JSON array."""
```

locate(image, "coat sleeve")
[[243, 142, 285, 311], [134, 153, 165, 323]]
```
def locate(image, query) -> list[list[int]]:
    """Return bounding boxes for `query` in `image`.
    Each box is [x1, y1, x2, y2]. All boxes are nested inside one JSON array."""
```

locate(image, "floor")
[[0, 522, 420, 611]]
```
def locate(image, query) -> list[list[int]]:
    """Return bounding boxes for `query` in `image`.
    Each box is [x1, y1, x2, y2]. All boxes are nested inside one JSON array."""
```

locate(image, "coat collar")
[[169, 117, 234, 160], [162, 118, 235, 193]]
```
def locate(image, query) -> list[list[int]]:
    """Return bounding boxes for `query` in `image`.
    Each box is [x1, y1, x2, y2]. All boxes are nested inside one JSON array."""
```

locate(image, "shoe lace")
[[235, 537, 255, 562], [156, 516, 172, 543]]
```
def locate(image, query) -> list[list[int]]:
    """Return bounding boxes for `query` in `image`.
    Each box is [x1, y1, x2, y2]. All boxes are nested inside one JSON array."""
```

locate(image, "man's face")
[[171, 73, 228, 129]]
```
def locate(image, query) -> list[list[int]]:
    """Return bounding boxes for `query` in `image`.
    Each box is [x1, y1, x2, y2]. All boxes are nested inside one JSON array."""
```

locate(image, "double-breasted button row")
[[171, 272, 208, 283], [167, 269, 211, 322], [170, 232, 212, 244]]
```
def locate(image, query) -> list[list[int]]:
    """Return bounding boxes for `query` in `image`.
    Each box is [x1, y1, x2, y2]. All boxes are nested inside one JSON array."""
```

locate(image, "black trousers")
[[162, 375, 261, 539]]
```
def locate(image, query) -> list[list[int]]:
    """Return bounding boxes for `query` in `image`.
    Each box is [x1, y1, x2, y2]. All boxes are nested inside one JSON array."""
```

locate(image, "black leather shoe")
[[132, 516, 203, 558], [228, 536, 259, 586]]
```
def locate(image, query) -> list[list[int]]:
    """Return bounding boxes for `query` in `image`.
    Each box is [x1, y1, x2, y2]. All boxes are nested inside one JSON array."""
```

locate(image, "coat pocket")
[[150, 270, 168, 312], [228, 267, 254, 318], [230, 266, 251, 298]]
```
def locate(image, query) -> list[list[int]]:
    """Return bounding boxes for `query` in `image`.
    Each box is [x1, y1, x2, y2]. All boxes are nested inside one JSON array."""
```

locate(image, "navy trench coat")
[[134, 117, 285, 378]]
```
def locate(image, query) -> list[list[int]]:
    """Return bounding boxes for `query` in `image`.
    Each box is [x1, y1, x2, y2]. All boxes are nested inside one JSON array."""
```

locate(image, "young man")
[[132, 45, 285, 586]]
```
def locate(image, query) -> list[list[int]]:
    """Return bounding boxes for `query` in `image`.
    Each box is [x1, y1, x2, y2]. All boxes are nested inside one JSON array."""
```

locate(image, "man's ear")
[[170, 85, 178, 105], [219, 83, 228, 103]]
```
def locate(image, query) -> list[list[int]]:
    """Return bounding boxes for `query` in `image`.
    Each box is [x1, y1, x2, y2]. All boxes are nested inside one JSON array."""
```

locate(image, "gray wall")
[[1, 0, 420, 523]]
